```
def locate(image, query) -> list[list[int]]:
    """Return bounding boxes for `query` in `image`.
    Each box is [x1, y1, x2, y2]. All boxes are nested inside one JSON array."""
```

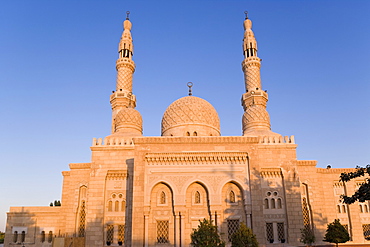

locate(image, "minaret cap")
[[123, 11, 132, 31], [244, 18, 252, 30]]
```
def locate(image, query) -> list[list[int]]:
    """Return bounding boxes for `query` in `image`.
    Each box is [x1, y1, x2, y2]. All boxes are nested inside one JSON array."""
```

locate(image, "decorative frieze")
[[264, 214, 286, 219], [106, 170, 127, 180], [260, 168, 282, 178], [145, 151, 248, 166]]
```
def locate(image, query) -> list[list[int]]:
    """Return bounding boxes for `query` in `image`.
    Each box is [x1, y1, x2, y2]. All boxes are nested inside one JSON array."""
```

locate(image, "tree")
[[0, 231, 5, 244], [300, 227, 315, 247], [340, 165, 370, 204], [323, 219, 349, 247], [230, 222, 258, 247], [191, 219, 225, 247]]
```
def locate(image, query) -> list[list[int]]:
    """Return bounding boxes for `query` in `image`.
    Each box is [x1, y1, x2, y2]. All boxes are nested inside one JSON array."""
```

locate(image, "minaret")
[[109, 12, 143, 136], [241, 12, 274, 136]]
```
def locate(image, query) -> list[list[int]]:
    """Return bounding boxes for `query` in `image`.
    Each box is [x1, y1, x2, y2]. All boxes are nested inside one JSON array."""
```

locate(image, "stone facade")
[[5, 13, 370, 247]]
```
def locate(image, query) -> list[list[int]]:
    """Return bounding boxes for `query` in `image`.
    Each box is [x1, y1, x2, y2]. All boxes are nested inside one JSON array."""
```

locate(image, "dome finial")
[[187, 82, 193, 96], [126, 11, 130, 20], [244, 11, 248, 20]]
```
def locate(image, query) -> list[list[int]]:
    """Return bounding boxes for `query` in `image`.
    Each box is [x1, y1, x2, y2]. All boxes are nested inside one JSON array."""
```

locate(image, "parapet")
[[92, 137, 134, 146], [258, 135, 295, 144]]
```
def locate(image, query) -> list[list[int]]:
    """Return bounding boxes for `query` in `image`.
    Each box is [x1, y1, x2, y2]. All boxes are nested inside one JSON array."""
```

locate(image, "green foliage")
[[340, 165, 370, 204], [50, 200, 61, 206], [230, 223, 258, 247], [300, 228, 315, 246], [323, 219, 349, 246], [0, 231, 5, 244], [191, 219, 225, 247]]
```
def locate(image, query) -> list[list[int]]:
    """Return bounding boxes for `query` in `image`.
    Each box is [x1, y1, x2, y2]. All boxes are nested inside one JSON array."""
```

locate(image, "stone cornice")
[[297, 160, 317, 166], [317, 168, 357, 174], [69, 163, 91, 169], [134, 136, 259, 144], [145, 151, 248, 166]]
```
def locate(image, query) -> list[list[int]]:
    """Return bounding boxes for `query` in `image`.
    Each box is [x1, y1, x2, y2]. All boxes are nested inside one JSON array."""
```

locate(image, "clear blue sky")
[[0, 0, 369, 231]]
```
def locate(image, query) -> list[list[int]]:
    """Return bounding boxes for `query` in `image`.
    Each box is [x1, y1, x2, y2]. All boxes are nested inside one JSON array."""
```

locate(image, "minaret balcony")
[[241, 90, 268, 109]]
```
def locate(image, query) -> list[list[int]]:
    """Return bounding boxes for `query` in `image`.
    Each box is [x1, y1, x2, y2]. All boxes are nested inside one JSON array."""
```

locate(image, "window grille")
[[266, 223, 274, 242], [277, 223, 285, 241], [302, 198, 310, 228], [78, 201, 86, 237], [21, 231, 26, 243], [160, 191, 166, 204], [157, 220, 169, 244], [107, 225, 114, 244], [40, 231, 45, 243], [118, 225, 125, 244], [48, 231, 53, 243], [363, 224, 370, 240], [195, 191, 201, 204], [13, 231, 18, 243], [227, 219, 240, 242], [229, 191, 236, 203]]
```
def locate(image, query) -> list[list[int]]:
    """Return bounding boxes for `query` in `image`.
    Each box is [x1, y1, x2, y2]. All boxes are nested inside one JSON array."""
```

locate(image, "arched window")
[[342, 205, 346, 213], [78, 201, 86, 237], [229, 190, 236, 203], [271, 198, 276, 209], [365, 204, 369, 213], [277, 198, 282, 209], [160, 191, 166, 204], [360, 205, 364, 213], [193, 131, 197, 136], [13, 231, 18, 243], [337, 205, 341, 213], [264, 198, 269, 209], [108, 201, 112, 211], [40, 231, 45, 243], [21, 231, 26, 243], [121, 200, 126, 211], [195, 191, 201, 204], [115, 200, 119, 211], [48, 231, 53, 243]]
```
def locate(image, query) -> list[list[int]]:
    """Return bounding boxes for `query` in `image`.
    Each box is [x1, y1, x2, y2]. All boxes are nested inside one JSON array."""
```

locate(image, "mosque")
[[5, 13, 370, 247]]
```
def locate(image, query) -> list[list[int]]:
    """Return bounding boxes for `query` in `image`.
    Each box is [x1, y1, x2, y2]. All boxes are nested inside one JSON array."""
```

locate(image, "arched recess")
[[149, 182, 175, 246], [184, 182, 211, 244], [221, 181, 247, 242]]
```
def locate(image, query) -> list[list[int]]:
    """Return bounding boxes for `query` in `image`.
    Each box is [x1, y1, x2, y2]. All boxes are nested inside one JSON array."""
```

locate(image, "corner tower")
[[241, 12, 276, 136], [109, 12, 143, 136]]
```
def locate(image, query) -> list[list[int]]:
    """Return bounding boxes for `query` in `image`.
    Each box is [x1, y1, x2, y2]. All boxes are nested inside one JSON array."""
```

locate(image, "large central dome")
[[161, 96, 220, 136]]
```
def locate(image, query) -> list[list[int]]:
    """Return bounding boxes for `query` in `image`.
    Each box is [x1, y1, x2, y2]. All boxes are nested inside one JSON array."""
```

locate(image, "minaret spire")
[[241, 12, 274, 135], [109, 13, 143, 136]]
